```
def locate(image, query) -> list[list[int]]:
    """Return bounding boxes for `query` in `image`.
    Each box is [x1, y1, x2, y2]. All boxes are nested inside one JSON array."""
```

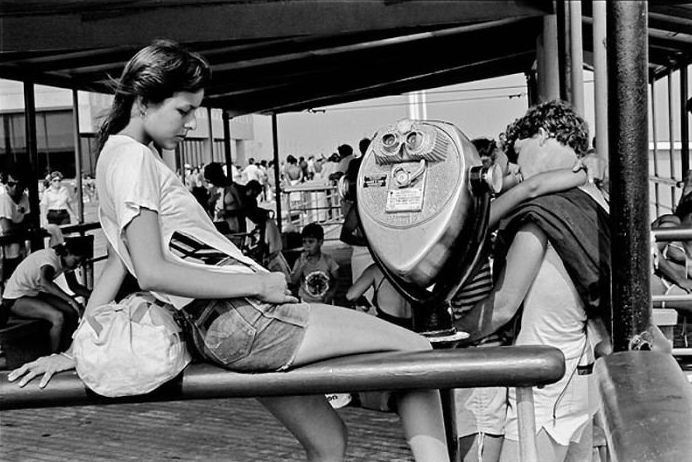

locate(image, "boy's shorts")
[[179, 298, 311, 372], [455, 386, 508, 437]]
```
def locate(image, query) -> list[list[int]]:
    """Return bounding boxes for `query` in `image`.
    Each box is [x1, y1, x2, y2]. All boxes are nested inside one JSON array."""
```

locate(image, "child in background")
[[347, 263, 412, 329], [1, 237, 92, 352], [290, 223, 339, 304]]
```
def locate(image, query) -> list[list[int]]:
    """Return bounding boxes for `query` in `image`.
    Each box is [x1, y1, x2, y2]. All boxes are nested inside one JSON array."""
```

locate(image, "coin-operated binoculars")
[[353, 119, 501, 342]]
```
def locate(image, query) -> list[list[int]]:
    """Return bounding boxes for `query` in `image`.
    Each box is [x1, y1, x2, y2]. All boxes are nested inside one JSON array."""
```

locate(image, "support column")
[[681, 67, 689, 175], [271, 114, 282, 232], [607, 1, 650, 352], [569, 0, 584, 115], [526, 71, 538, 106], [23, 81, 40, 232], [556, 0, 572, 102], [651, 80, 661, 218], [593, 0, 608, 163], [222, 110, 233, 175], [669, 70, 677, 206], [538, 14, 560, 102], [72, 89, 84, 223], [206, 107, 214, 164]]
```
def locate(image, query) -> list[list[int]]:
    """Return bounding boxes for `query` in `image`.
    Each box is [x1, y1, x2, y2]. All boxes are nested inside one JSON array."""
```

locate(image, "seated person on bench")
[[650, 171, 692, 347], [651, 171, 692, 307], [9, 40, 450, 462], [1, 237, 91, 352]]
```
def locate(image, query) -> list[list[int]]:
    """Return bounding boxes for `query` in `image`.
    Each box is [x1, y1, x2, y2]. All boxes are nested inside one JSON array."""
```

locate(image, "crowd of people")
[[3, 39, 690, 462]]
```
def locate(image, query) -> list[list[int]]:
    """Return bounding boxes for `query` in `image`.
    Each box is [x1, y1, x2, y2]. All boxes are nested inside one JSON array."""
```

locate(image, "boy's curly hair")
[[503, 100, 589, 162]]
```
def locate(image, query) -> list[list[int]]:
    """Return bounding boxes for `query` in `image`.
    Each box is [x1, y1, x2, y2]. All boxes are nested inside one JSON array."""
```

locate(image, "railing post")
[[651, 80, 661, 217], [271, 113, 282, 232], [72, 88, 84, 224], [222, 110, 233, 175], [681, 66, 689, 175], [556, 0, 572, 103], [516, 387, 539, 462], [568, 0, 584, 116], [592, 0, 608, 165], [607, 0, 651, 351], [668, 69, 677, 207]]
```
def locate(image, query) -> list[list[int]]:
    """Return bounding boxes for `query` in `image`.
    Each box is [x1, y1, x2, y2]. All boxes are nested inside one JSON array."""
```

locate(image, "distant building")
[[0, 79, 255, 177]]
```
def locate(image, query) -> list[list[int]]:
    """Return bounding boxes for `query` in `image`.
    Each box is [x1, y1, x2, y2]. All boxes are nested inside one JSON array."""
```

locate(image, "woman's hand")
[[573, 154, 605, 185], [258, 272, 299, 304], [8, 353, 76, 388]]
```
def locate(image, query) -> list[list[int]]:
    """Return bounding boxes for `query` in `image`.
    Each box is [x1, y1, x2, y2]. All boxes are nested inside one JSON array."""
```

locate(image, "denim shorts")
[[179, 298, 311, 372]]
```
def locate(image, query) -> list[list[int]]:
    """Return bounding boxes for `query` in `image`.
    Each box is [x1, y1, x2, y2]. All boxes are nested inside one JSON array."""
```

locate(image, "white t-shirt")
[[96, 135, 266, 310], [504, 243, 594, 446], [0, 192, 30, 259], [3, 248, 64, 299], [41, 186, 71, 211], [242, 164, 263, 184]]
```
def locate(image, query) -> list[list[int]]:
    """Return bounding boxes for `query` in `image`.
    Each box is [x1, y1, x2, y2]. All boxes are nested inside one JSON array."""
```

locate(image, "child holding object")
[[290, 223, 340, 305], [1, 237, 92, 352], [9, 40, 449, 462]]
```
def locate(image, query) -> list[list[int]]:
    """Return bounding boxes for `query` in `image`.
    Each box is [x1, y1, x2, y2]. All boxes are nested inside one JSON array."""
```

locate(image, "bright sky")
[[249, 63, 692, 163], [250, 73, 601, 161]]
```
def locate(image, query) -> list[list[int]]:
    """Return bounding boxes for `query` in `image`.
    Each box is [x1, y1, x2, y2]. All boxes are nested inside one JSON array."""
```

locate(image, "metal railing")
[[281, 183, 345, 238]]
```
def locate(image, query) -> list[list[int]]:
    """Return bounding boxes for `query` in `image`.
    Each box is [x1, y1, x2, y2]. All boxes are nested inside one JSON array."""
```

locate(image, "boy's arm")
[[38, 265, 83, 315], [64, 271, 91, 299], [489, 168, 587, 229], [346, 264, 376, 302], [456, 223, 547, 343], [289, 254, 304, 286], [324, 256, 339, 303]]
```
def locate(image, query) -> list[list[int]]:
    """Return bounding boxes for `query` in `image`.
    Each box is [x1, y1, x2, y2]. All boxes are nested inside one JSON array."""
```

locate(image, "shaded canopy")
[[0, 0, 690, 116]]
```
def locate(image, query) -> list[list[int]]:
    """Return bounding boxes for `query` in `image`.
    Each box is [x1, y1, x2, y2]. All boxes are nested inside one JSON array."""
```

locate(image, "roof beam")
[[203, 18, 541, 94], [205, 28, 538, 114], [252, 51, 536, 115], [0, 0, 552, 52]]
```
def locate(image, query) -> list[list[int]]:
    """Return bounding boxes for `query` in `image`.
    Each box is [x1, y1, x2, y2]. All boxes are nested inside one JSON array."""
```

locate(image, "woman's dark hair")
[[286, 155, 297, 164], [247, 207, 270, 224], [96, 39, 211, 153], [2, 165, 28, 189], [55, 236, 92, 258], [203, 162, 229, 187], [471, 138, 498, 158]]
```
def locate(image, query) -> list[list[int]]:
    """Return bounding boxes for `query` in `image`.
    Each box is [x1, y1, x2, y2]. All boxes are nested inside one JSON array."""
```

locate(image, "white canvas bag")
[[73, 292, 191, 397]]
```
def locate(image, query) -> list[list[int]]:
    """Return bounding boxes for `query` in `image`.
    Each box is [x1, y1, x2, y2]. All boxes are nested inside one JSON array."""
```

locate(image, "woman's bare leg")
[[258, 395, 347, 462], [293, 304, 449, 462]]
